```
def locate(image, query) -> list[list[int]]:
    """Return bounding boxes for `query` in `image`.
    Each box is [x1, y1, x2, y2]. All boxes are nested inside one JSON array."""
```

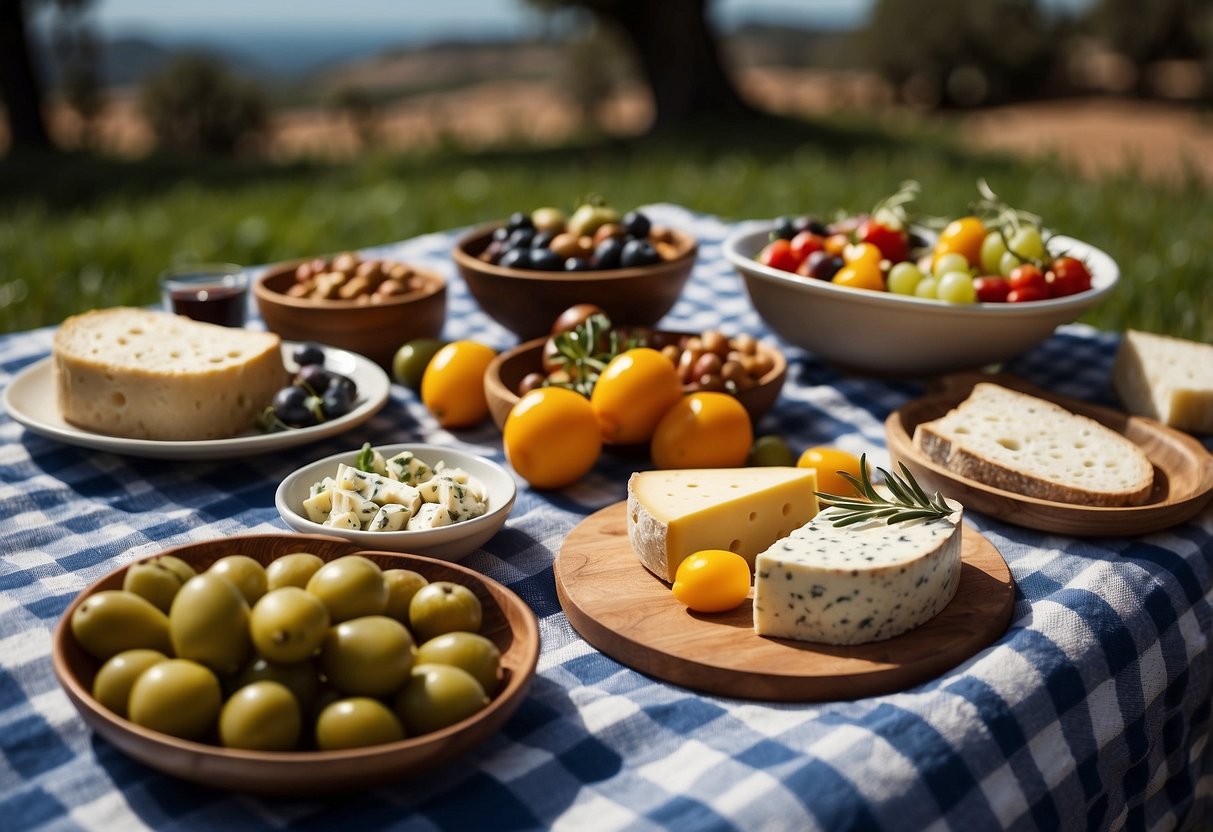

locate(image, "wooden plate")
[[885, 372, 1213, 536], [555, 503, 1014, 702], [52, 534, 540, 795]]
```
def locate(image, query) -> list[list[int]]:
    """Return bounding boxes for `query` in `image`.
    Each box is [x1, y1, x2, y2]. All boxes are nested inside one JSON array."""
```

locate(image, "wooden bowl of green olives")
[[51, 533, 539, 795]]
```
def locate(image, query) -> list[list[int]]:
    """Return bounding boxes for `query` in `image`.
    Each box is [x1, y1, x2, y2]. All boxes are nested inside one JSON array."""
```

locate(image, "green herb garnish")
[[545, 312, 644, 397], [355, 442, 376, 472], [815, 454, 954, 527]]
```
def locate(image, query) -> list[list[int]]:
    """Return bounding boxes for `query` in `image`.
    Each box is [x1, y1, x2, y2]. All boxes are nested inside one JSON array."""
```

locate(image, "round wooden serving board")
[[555, 503, 1015, 702]]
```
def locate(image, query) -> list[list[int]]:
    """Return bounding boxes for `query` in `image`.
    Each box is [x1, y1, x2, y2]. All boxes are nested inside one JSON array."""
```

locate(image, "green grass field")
[[1, 115, 1208, 341]]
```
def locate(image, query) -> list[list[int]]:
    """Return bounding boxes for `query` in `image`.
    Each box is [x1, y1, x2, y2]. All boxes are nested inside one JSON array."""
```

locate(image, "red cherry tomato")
[[1047, 256, 1093, 297], [1008, 264, 1048, 296], [1007, 285, 1048, 303], [789, 231, 824, 262], [857, 219, 908, 263], [973, 276, 1010, 303], [758, 239, 800, 273]]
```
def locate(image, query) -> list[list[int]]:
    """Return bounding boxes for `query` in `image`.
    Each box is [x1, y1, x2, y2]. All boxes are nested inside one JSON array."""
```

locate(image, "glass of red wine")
[[159, 263, 249, 327]]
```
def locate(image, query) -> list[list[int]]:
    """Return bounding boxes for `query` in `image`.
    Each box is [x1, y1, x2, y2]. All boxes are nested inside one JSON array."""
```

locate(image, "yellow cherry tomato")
[[832, 260, 884, 292], [933, 216, 986, 268], [590, 348, 682, 445], [823, 233, 850, 256], [843, 242, 882, 268], [672, 550, 751, 613], [651, 392, 752, 470], [420, 340, 496, 428], [504, 387, 601, 490], [797, 446, 866, 496]]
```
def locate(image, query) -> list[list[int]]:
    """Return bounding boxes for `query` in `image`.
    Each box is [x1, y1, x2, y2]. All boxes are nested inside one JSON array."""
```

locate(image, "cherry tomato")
[[1008, 264, 1048, 296], [1046, 257, 1092, 297], [832, 260, 884, 292], [671, 550, 751, 613], [934, 216, 987, 268], [797, 446, 865, 497], [823, 233, 850, 256], [651, 392, 752, 470], [789, 231, 824, 262], [758, 239, 799, 273], [590, 348, 682, 444], [857, 219, 908, 263], [504, 387, 601, 490], [973, 276, 1011, 303], [1007, 285, 1048, 303], [420, 341, 496, 428], [842, 242, 883, 268]]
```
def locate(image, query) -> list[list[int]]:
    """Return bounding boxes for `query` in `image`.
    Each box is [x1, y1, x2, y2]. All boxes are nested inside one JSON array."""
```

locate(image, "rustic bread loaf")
[[53, 308, 286, 441], [913, 382, 1154, 506], [1112, 329, 1213, 435]]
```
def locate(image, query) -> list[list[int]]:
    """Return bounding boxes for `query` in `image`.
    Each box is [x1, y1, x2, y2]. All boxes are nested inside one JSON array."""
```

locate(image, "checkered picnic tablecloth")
[[1, 205, 1210, 831]]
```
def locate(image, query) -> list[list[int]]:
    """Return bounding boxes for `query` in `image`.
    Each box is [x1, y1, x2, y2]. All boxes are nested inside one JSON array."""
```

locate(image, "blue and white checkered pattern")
[[2, 206, 1210, 831]]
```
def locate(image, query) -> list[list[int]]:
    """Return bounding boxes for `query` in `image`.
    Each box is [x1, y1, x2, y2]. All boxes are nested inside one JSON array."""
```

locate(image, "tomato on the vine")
[[789, 231, 824, 262], [1047, 257, 1092, 297], [857, 218, 908, 263], [973, 276, 1010, 303], [758, 239, 799, 273], [1008, 264, 1048, 295]]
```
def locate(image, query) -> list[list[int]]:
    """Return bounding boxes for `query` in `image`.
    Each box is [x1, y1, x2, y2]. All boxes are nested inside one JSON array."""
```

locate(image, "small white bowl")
[[723, 225, 1118, 377], [275, 443, 516, 561]]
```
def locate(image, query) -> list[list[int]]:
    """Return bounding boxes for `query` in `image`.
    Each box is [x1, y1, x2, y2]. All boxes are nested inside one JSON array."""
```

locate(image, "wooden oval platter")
[[52, 533, 540, 795], [885, 372, 1213, 537], [555, 503, 1014, 702]]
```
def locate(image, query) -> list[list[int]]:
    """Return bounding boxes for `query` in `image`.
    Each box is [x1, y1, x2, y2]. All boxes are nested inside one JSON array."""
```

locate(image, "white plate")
[[2, 342, 390, 460], [275, 443, 517, 561]]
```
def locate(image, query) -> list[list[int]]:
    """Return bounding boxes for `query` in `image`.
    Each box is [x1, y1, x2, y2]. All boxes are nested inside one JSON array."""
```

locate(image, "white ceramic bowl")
[[275, 443, 516, 561], [723, 225, 1118, 377]]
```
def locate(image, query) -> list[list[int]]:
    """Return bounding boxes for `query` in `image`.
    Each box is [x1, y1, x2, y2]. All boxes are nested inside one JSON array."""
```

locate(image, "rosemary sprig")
[[815, 454, 955, 527], [544, 312, 644, 397]]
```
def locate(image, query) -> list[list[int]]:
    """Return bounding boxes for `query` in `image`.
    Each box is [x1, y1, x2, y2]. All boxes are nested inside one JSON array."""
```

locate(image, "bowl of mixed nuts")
[[482, 305, 786, 434], [254, 252, 446, 369]]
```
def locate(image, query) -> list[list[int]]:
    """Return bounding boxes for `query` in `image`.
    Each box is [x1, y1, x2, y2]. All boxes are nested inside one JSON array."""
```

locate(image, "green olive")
[[169, 573, 251, 676], [408, 581, 483, 642], [127, 659, 222, 741], [306, 556, 388, 624], [315, 698, 405, 750], [746, 435, 796, 467], [91, 649, 168, 717], [232, 656, 322, 714], [208, 555, 268, 606], [250, 587, 330, 664], [392, 338, 448, 391], [531, 206, 567, 234], [265, 552, 325, 591], [219, 681, 301, 751], [319, 615, 415, 697], [154, 554, 197, 584], [71, 590, 172, 661], [394, 663, 488, 736], [567, 202, 619, 238], [123, 559, 188, 613], [415, 632, 501, 696], [382, 569, 428, 623]]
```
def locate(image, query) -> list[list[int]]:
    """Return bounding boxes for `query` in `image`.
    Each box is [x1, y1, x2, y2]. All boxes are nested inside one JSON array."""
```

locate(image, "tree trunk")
[[602, 0, 754, 131], [0, 0, 53, 152]]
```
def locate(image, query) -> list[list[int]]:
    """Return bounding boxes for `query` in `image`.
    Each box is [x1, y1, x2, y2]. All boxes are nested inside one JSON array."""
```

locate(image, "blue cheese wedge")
[[369, 504, 413, 531], [753, 500, 963, 645]]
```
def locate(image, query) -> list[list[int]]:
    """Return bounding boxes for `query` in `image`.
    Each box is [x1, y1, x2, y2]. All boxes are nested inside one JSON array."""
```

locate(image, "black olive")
[[328, 373, 358, 402], [507, 211, 534, 232], [529, 248, 564, 271], [491, 226, 511, 243], [321, 385, 354, 419], [295, 364, 335, 393], [507, 227, 535, 249], [621, 211, 651, 239], [272, 385, 318, 427], [532, 231, 556, 250], [806, 251, 844, 281], [292, 343, 325, 368], [564, 257, 594, 272], [498, 248, 529, 270], [772, 216, 797, 240], [592, 237, 625, 270], [619, 238, 661, 268]]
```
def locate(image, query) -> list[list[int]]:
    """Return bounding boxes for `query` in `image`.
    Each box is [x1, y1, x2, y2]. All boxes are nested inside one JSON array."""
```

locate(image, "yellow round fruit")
[[797, 446, 866, 496], [933, 216, 987, 269], [420, 341, 496, 429], [672, 550, 751, 613], [590, 348, 682, 445], [832, 261, 884, 292], [651, 392, 752, 470], [504, 387, 602, 489]]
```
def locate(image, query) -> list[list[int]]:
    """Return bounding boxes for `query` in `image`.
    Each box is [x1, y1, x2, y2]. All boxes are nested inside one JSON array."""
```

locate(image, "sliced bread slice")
[[1112, 329, 1213, 435], [53, 307, 286, 441], [912, 382, 1154, 506]]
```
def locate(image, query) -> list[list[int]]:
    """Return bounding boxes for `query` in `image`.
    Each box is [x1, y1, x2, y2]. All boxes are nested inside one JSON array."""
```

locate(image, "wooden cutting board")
[[555, 502, 1015, 702]]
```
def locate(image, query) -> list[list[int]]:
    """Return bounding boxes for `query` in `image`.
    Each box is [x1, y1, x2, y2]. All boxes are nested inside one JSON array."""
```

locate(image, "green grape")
[[914, 276, 939, 299], [1009, 226, 1045, 261], [937, 271, 977, 304], [998, 250, 1023, 277], [979, 231, 1007, 275], [886, 262, 924, 295], [933, 252, 969, 278]]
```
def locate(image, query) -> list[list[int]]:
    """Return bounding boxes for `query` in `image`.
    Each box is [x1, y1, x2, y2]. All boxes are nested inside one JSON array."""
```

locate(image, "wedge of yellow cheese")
[[626, 467, 819, 582]]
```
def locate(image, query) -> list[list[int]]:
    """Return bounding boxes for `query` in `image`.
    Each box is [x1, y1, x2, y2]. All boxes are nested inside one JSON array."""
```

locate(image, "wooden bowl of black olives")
[[51, 534, 539, 794], [452, 204, 698, 341]]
